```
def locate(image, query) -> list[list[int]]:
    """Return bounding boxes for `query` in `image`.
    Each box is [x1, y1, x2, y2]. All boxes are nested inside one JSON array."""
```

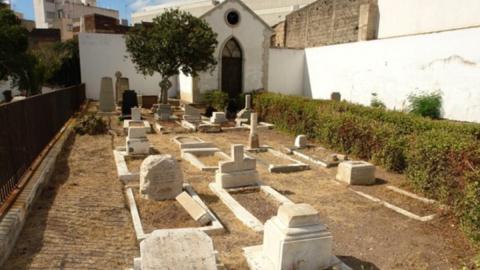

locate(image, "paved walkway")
[[4, 134, 138, 269]]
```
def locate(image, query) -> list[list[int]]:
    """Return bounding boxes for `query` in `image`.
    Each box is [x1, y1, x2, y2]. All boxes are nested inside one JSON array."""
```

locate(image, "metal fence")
[[0, 84, 85, 205]]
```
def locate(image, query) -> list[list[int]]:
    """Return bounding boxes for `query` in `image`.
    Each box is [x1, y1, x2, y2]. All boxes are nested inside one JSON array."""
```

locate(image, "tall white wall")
[[78, 33, 177, 100], [268, 27, 480, 123], [268, 48, 304, 96], [377, 0, 480, 38]]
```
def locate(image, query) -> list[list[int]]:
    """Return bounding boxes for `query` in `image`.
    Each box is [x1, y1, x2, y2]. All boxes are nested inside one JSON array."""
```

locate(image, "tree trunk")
[[159, 78, 172, 104]]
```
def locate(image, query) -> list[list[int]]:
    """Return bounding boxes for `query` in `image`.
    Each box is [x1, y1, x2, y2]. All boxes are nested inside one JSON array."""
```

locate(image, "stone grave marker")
[[215, 144, 259, 189], [210, 112, 227, 124], [294, 135, 308, 148], [236, 94, 253, 126], [183, 104, 202, 122], [126, 126, 149, 155], [135, 229, 217, 270], [176, 191, 212, 226], [263, 203, 333, 270], [122, 90, 138, 117], [131, 107, 141, 121], [99, 77, 115, 112], [336, 161, 376, 185], [248, 112, 259, 149], [140, 155, 183, 200]]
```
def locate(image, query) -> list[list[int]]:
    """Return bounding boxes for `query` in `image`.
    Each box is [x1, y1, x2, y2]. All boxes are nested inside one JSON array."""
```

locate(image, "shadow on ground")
[[339, 256, 381, 270], [3, 134, 75, 270]]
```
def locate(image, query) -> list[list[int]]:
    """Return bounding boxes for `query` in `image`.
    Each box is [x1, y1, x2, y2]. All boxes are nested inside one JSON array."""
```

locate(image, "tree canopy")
[[125, 9, 218, 103], [0, 3, 29, 82]]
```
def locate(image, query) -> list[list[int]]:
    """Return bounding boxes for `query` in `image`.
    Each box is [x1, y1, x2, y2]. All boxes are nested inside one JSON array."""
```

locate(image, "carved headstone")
[[215, 144, 259, 189], [140, 155, 183, 200], [210, 112, 227, 124], [99, 77, 115, 112], [235, 94, 253, 126]]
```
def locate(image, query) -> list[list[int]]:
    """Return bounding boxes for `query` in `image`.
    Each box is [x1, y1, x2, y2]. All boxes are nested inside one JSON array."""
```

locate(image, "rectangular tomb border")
[[209, 181, 293, 232], [123, 119, 152, 134], [126, 183, 224, 241], [181, 148, 230, 172], [113, 147, 140, 183], [247, 148, 310, 173]]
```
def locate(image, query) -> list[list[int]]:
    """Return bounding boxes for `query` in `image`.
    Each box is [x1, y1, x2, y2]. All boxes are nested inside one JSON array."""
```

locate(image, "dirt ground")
[[230, 189, 280, 223], [4, 121, 139, 269], [5, 104, 478, 270]]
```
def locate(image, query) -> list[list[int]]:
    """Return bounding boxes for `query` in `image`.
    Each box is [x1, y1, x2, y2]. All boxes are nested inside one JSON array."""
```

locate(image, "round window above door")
[[225, 10, 240, 26]]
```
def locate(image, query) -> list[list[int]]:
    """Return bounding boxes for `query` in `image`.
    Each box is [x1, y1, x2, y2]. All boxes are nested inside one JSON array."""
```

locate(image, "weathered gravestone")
[[122, 90, 138, 117], [115, 71, 129, 105], [131, 107, 141, 121], [262, 203, 333, 270], [135, 229, 217, 270], [336, 161, 375, 185], [215, 144, 259, 189], [126, 126, 149, 155], [140, 155, 183, 200], [99, 77, 115, 112]]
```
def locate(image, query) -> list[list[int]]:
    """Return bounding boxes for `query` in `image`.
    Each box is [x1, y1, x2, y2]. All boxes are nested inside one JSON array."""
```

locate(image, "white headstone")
[[140, 155, 183, 200], [294, 135, 308, 148], [137, 229, 217, 270], [131, 107, 141, 121], [215, 144, 259, 188], [262, 203, 333, 270]]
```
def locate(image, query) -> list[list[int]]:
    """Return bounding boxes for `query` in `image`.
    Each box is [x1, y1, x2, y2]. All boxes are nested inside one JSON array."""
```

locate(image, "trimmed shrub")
[[201, 90, 229, 111], [74, 114, 108, 135], [253, 92, 480, 244], [408, 91, 443, 119]]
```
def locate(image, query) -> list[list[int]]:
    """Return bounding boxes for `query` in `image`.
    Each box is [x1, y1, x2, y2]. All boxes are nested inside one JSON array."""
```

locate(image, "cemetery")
[[1, 1, 479, 269]]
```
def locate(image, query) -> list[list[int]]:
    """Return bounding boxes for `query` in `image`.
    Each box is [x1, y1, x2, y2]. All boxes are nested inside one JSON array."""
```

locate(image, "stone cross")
[[248, 112, 259, 149], [216, 144, 258, 188]]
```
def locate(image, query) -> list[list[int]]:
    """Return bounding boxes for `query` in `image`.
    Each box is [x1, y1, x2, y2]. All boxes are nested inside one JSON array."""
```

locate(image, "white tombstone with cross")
[[215, 144, 259, 189]]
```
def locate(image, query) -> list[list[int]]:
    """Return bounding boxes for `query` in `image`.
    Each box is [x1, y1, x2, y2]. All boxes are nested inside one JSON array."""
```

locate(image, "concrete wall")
[[78, 33, 176, 100], [377, 0, 480, 38], [268, 27, 480, 123], [268, 48, 304, 96]]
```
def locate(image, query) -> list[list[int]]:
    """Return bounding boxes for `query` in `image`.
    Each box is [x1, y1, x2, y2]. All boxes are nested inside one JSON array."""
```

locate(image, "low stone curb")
[[0, 123, 74, 267]]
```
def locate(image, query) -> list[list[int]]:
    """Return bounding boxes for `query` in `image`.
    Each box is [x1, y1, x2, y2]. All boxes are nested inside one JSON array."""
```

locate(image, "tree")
[[125, 9, 218, 104], [0, 3, 29, 81]]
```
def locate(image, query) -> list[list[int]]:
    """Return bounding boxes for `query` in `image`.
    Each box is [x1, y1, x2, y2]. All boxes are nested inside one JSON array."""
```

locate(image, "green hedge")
[[254, 93, 480, 243]]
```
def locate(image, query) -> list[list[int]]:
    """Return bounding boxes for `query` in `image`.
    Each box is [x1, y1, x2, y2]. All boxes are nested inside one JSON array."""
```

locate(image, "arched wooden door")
[[221, 38, 242, 99]]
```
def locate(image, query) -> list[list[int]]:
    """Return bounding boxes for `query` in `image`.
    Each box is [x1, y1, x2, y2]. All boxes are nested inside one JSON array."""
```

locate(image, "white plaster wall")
[[302, 27, 480, 123], [79, 33, 177, 100], [198, 0, 270, 94], [268, 48, 304, 96], [377, 0, 480, 38]]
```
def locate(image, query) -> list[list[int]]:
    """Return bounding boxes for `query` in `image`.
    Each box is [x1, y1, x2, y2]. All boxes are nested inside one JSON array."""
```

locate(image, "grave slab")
[[99, 77, 115, 112], [136, 229, 217, 270]]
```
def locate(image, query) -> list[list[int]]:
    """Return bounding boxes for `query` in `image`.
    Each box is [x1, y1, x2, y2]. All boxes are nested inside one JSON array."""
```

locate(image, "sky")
[[6, 0, 184, 23]]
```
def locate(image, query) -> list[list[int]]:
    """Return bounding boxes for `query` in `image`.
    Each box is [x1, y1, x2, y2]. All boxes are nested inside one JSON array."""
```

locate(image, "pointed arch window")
[[222, 39, 242, 58]]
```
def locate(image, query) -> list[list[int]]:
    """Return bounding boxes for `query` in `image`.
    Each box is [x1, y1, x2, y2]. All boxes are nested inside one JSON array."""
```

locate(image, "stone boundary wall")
[[268, 26, 480, 123], [0, 119, 76, 267], [283, 0, 376, 49]]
